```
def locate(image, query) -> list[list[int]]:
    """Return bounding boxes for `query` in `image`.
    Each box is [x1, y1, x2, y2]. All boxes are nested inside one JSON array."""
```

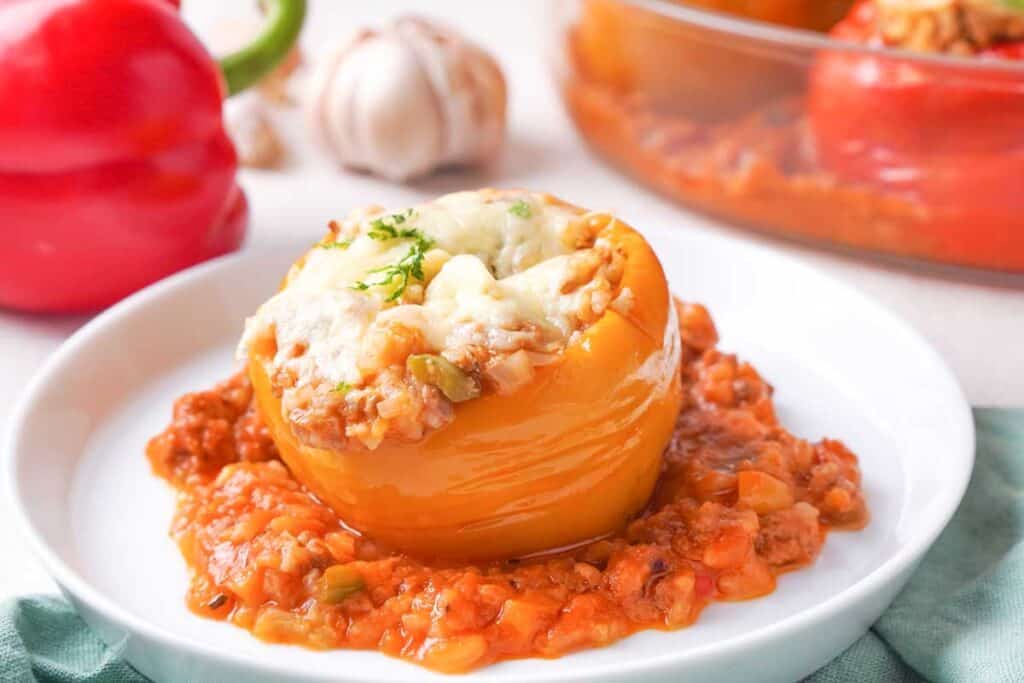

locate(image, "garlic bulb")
[[876, 0, 1024, 52], [306, 17, 507, 182]]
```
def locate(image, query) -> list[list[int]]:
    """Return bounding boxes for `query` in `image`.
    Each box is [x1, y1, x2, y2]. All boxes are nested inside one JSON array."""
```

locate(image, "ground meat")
[[146, 373, 276, 487], [876, 0, 1024, 53], [146, 299, 868, 673], [756, 503, 824, 569], [285, 364, 453, 451]]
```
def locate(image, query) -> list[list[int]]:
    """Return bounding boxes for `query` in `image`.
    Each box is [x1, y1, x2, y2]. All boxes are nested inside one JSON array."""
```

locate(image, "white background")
[[1, 0, 1021, 603]]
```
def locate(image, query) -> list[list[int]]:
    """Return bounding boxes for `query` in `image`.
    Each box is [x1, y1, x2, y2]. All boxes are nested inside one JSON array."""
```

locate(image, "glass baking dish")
[[554, 0, 1024, 272]]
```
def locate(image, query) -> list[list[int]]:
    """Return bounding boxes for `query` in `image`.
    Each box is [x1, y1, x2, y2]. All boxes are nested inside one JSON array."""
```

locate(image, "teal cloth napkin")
[[2, 408, 1021, 683]]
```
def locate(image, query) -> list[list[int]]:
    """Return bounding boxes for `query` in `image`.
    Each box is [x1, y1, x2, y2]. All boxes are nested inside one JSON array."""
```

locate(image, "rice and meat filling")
[[239, 190, 630, 450]]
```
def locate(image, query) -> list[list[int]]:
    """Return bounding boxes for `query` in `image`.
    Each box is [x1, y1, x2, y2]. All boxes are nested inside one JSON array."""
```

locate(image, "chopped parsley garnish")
[[333, 381, 353, 394], [352, 210, 434, 302], [318, 239, 351, 250], [508, 200, 532, 218], [366, 209, 415, 240]]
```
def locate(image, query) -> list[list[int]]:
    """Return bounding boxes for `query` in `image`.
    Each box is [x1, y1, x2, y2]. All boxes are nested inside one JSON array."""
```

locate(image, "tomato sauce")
[[147, 301, 867, 673]]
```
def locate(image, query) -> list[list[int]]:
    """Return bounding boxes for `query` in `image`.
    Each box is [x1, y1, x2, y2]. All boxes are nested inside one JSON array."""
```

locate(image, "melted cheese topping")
[[239, 191, 607, 390]]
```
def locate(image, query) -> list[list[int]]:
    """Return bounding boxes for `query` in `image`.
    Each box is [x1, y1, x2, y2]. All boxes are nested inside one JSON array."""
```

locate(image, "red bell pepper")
[[807, 0, 1024, 268], [0, 0, 305, 313]]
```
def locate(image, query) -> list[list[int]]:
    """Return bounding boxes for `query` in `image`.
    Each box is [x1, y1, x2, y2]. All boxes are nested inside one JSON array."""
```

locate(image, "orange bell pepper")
[[249, 210, 682, 560]]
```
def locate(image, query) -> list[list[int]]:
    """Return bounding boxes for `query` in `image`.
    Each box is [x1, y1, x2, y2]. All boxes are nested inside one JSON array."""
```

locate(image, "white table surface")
[[1, 0, 1021, 610]]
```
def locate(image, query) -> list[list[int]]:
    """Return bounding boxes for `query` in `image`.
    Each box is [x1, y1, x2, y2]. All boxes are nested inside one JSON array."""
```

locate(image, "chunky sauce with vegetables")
[[147, 301, 867, 673]]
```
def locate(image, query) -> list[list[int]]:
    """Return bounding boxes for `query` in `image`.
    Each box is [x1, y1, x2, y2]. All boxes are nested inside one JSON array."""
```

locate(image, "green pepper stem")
[[218, 0, 307, 97]]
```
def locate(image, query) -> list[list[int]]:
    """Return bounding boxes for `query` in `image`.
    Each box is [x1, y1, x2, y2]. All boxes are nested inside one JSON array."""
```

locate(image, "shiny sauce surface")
[[147, 301, 867, 673]]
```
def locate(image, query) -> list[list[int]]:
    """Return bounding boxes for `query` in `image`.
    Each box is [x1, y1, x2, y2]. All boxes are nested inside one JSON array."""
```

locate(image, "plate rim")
[[4, 237, 976, 682]]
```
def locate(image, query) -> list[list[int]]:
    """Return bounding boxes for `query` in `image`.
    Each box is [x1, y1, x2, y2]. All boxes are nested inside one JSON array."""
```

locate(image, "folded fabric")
[[0, 596, 145, 683], [809, 408, 1024, 683], [2, 408, 1021, 683]]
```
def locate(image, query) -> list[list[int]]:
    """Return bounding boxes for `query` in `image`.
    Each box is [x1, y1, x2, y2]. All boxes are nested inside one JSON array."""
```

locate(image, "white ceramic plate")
[[6, 227, 973, 683]]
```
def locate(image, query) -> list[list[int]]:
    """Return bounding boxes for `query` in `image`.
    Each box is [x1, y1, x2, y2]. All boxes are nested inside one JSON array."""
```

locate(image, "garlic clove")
[[224, 94, 286, 169]]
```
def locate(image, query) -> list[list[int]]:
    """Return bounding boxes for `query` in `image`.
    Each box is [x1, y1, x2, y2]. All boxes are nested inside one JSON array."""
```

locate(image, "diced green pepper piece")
[[406, 354, 481, 403], [320, 564, 365, 604]]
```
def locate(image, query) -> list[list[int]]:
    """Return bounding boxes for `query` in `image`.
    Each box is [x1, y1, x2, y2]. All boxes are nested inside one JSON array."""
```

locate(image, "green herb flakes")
[[318, 239, 351, 250], [367, 209, 416, 241], [508, 200, 532, 219]]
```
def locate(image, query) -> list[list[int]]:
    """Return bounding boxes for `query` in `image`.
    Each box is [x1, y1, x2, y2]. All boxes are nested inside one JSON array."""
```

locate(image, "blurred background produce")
[[0, 0, 304, 313], [5, 0, 1020, 317], [306, 16, 506, 182]]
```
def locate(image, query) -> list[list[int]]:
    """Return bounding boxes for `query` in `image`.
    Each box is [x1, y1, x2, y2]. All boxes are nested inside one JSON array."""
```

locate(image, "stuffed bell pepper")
[[240, 189, 684, 560]]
